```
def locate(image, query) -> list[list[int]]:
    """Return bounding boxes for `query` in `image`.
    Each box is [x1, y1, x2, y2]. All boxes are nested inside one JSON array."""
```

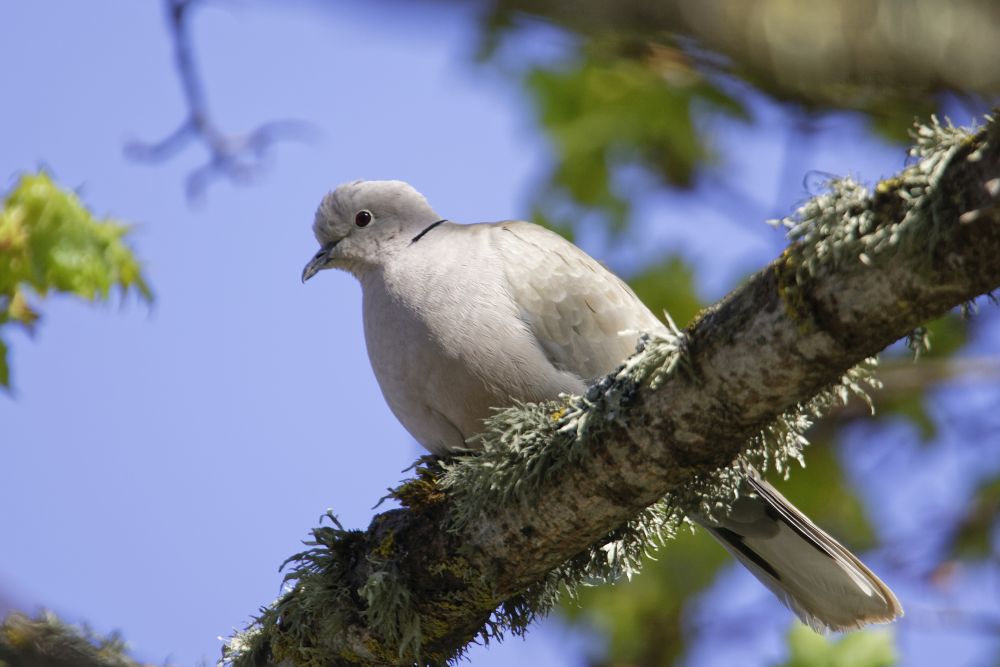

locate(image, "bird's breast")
[[358, 232, 580, 453]]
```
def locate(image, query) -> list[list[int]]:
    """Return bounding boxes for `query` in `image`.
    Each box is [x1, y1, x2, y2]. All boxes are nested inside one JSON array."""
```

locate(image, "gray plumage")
[[302, 179, 903, 632]]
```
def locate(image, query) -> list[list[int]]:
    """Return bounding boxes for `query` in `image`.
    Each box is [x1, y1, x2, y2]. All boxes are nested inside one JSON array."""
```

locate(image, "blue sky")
[[2, 2, 995, 666]]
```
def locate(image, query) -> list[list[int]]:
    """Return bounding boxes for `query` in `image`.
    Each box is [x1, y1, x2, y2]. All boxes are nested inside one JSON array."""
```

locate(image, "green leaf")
[[777, 624, 897, 667], [0, 171, 152, 388]]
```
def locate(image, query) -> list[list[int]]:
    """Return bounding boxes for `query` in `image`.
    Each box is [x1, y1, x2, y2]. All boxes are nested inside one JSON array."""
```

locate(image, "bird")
[[301, 179, 903, 632]]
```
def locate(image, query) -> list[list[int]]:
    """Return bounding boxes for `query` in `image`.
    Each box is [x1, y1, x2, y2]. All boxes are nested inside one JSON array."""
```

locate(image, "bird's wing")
[[490, 221, 666, 381]]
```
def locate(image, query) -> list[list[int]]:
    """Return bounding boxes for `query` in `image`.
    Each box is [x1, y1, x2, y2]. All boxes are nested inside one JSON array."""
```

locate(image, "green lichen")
[[775, 245, 815, 332], [392, 462, 447, 510], [772, 115, 982, 335], [772, 115, 979, 286], [221, 513, 367, 667], [361, 562, 422, 661]]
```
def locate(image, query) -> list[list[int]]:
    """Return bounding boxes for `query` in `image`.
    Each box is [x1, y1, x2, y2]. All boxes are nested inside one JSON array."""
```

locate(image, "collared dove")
[[302, 179, 902, 632]]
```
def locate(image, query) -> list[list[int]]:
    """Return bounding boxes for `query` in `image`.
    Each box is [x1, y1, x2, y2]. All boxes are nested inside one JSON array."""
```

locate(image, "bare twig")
[[125, 0, 317, 200]]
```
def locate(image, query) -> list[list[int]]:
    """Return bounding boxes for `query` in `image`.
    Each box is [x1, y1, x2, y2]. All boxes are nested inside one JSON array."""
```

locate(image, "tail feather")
[[696, 474, 903, 632]]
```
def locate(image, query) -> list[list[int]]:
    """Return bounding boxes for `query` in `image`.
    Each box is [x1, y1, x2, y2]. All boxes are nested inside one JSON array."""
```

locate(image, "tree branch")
[[476, 0, 1000, 111], [125, 0, 316, 201], [223, 115, 1000, 666], [0, 612, 157, 667]]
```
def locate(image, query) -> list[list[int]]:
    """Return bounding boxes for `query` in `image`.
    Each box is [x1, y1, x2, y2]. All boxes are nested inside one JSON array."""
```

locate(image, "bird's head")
[[302, 179, 440, 281]]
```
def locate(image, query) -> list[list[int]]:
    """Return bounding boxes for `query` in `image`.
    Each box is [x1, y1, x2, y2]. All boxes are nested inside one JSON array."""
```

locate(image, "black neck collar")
[[410, 219, 447, 244]]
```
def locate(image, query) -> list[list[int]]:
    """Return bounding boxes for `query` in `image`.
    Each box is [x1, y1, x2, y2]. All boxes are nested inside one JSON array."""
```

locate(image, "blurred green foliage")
[[627, 256, 701, 328], [527, 43, 746, 234], [777, 625, 896, 667], [481, 0, 997, 144], [562, 529, 729, 667], [949, 476, 1000, 559], [879, 314, 970, 440], [0, 171, 151, 389]]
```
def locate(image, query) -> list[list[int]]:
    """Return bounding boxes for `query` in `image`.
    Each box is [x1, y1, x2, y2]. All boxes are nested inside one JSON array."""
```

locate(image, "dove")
[[302, 179, 902, 631]]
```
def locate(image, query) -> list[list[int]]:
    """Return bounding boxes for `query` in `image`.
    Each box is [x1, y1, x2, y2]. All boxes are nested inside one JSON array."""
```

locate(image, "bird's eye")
[[355, 210, 373, 227]]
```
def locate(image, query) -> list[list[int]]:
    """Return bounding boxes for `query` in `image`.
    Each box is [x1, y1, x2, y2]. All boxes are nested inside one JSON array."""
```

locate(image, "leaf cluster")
[[0, 172, 151, 388]]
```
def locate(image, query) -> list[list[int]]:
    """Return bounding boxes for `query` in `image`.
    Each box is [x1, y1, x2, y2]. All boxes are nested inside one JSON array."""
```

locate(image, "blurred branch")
[[878, 357, 1000, 392], [905, 604, 1000, 635], [126, 0, 316, 200], [223, 117, 1000, 665], [808, 357, 1000, 431], [475, 0, 1000, 119], [0, 612, 157, 667]]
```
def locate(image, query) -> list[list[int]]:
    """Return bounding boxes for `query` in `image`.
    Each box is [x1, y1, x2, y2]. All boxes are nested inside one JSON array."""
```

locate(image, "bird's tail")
[[695, 474, 903, 632]]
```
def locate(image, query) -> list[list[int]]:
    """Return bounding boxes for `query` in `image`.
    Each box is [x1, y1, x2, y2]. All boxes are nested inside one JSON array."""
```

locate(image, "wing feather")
[[491, 221, 666, 381]]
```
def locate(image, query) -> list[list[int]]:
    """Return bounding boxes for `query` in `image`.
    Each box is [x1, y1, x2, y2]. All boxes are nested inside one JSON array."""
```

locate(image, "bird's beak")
[[301, 241, 338, 283]]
